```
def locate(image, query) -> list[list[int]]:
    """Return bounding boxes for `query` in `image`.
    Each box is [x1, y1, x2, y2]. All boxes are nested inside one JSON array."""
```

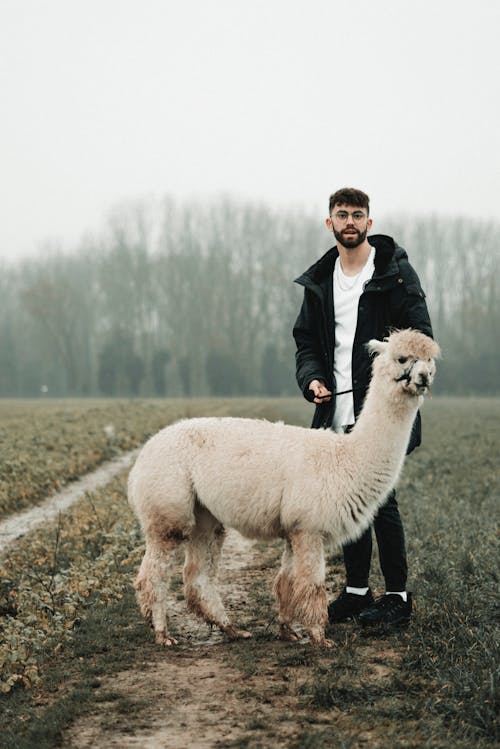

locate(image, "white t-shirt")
[[332, 246, 375, 430]]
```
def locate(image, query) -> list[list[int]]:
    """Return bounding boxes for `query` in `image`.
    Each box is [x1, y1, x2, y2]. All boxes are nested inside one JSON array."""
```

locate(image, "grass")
[[397, 398, 499, 744], [0, 396, 498, 747], [225, 398, 499, 747], [0, 591, 155, 749]]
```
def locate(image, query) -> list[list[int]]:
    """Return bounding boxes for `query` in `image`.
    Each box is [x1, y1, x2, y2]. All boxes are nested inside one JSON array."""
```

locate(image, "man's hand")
[[308, 379, 332, 404]]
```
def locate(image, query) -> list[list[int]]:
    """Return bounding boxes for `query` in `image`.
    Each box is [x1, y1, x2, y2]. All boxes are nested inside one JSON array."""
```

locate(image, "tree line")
[[1, 197, 498, 397]]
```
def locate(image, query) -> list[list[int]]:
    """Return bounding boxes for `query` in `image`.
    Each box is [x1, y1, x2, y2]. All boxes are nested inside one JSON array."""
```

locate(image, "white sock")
[[346, 586, 369, 596], [385, 591, 407, 602]]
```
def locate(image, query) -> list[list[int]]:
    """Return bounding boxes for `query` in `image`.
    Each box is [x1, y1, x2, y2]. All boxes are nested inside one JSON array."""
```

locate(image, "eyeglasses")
[[332, 210, 367, 223]]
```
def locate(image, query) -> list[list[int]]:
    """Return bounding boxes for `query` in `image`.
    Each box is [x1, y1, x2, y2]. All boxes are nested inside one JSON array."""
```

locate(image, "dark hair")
[[329, 188, 370, 216]]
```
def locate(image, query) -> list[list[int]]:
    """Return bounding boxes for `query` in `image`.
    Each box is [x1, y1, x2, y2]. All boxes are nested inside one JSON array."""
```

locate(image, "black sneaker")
[[328, 588, 374, 623], [358, 593, 412, 627]]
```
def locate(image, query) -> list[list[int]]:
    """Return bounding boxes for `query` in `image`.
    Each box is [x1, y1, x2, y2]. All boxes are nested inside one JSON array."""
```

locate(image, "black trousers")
[[342, 489, 408, 591]]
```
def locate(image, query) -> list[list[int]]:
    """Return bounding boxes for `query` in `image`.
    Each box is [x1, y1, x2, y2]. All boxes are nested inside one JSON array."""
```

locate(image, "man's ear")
[[366, 339, 386, 357]]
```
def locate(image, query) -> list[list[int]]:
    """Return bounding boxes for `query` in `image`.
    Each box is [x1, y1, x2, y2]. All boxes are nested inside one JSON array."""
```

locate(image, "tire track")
[[0, 449, 139, 554]]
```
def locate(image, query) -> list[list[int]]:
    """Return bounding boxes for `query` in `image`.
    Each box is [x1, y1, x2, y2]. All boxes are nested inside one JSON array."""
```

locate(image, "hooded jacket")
[[293, 234, 433, 452]]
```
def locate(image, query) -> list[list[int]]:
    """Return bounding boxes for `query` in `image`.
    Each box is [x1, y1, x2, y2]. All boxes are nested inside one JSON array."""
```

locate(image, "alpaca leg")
[[183, 506, 251, 640], [274, 538, 302, 642], [134, 539, 182, 646], [282, 531, 331, 648]]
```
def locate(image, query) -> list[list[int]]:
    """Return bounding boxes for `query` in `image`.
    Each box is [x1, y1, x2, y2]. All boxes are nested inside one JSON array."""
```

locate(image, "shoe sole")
[[359, 616, 411, 629], [328, 612, 367, 624], [328, 607, 377, 624], [327, 603, 375, 625]]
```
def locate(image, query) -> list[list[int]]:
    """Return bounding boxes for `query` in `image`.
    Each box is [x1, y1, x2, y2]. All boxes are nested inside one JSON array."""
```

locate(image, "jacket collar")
[[294, 234, 406, 289]]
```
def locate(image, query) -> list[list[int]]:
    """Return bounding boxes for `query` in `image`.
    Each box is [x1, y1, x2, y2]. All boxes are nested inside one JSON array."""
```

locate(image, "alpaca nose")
[[418, 373, 429, 387]]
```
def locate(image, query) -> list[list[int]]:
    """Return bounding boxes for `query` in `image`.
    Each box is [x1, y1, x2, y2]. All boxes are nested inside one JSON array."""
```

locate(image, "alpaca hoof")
[[155, 630, 178, 647], [310, 635, 334, 648], [280, 624, 302, 642], [319, 638, 334, 649], [309, 627, 334, 648], [223, 625, 252, 640]]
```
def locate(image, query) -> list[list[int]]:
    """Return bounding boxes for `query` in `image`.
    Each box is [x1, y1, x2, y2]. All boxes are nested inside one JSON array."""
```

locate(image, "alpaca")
[[128, 329, 439, 647]]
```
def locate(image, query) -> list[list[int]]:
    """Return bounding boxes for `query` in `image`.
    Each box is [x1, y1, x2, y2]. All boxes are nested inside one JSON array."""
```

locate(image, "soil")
[[0, 454, 405, 748], [63, 531, 402, 749], [65, 531, 266, 748], [3, 399, 497, 749]]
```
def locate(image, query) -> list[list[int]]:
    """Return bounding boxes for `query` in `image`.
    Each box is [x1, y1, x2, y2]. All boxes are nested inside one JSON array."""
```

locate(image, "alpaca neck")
[[321, 380, 421, 547], [354, 375, 419, 443], [346, 375, 421, 498]]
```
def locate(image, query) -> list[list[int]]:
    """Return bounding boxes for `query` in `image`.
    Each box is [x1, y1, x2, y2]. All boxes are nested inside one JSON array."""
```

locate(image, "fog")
[[1, 2, 499, 398], [1, 200, 498, 397], [1, 0, 499, 260]]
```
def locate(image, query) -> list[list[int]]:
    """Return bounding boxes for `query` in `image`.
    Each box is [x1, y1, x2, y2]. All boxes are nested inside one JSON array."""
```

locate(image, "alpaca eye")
[[398, 356, 408, 364]]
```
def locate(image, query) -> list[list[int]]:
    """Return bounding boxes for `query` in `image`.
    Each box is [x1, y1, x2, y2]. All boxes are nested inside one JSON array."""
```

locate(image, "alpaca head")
[[367, 329, 440, 398]]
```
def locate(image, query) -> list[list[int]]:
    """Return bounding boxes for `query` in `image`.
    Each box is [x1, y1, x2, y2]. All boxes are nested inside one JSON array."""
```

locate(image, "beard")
[[333, 226, 367, 249]]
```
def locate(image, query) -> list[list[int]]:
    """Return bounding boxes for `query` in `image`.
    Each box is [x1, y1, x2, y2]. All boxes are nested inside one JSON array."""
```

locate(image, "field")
[[0, 397, 498, 748], [0, 398, 308, 521]]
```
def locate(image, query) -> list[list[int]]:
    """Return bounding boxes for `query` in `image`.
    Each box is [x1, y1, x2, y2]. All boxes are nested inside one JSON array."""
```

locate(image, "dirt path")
[[0, 449, 139, 553], [0, 456, 405, 748], [65, 530, 267, 749], [62, 530, 403, 749]]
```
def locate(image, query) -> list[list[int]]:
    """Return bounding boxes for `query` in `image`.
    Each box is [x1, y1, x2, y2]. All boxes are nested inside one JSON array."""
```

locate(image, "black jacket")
[[293, 234, 433, 452]]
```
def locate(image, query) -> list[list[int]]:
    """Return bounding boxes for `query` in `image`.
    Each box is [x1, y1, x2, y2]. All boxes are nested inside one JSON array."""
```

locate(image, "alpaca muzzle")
[[395, 362, 432, 395]]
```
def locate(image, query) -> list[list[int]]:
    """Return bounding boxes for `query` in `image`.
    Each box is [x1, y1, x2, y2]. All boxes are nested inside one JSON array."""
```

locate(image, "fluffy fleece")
[[128, 329, 440, 647]]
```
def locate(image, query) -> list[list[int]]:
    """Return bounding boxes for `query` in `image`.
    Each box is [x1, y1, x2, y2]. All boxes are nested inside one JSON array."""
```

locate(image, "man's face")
[[326, 203, 372, 249]]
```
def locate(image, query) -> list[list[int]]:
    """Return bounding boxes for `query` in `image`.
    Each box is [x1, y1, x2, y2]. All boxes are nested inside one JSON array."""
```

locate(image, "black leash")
[[315, 385, 364, 401], [315, 364, 421, 402]]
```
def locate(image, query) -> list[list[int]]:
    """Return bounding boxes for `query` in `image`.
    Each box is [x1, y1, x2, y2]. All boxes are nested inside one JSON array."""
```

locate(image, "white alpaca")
[[128, 329, 439, 647]]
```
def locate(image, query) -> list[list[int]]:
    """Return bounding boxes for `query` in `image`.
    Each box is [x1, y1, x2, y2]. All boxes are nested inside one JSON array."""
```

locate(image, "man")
[[293, 187, 433, 627]]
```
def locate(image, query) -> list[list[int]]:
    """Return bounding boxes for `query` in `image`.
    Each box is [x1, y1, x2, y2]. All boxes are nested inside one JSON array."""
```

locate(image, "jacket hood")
[[294, 234, 408, 287]]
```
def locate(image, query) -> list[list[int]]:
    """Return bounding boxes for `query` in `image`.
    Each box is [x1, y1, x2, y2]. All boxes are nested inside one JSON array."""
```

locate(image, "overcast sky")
[[1, 0, 499, 260]]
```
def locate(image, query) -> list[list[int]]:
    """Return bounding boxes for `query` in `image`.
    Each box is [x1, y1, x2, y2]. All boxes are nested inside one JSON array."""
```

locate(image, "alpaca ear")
[[366, 339, 387, 357], [429, 339, 442, 359]]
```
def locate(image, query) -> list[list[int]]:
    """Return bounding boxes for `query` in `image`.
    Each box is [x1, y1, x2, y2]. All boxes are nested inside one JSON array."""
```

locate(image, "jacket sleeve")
[[293, 288, 328, 400], [394, 261, 433, 338]]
